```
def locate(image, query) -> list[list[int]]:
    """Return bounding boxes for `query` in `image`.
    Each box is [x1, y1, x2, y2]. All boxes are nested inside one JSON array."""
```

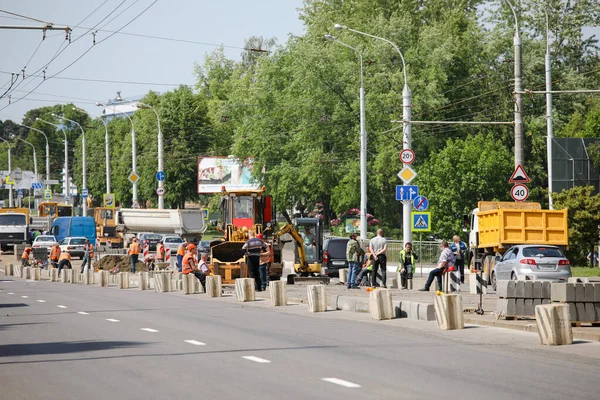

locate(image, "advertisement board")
[[197, 157, 260, 193]]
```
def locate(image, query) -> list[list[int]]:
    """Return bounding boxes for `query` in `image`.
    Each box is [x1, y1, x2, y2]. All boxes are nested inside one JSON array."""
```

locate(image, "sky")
[[0, 0, 305, 122]]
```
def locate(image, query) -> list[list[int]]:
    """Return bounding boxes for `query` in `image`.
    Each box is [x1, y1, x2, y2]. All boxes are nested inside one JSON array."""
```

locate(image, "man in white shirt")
[[419, 240, 455, 292], [368, 229, 388, 288]]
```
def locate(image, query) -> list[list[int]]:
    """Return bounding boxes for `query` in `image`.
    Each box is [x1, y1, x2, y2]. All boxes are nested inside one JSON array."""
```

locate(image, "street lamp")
[[324, 34, 368, 240], [37, 117, 70, 205], [20, 124, 50, 189], [96, 116, 111, 194], [12, 134, 38, 210], [0, 136, 13, 207], [136, 102, 164, 209], [97, 102, 137, 207], [334, 23, 413, 244]]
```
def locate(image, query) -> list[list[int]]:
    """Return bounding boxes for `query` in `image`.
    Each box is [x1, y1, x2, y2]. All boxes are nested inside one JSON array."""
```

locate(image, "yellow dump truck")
[[468, 201, 568, 285]]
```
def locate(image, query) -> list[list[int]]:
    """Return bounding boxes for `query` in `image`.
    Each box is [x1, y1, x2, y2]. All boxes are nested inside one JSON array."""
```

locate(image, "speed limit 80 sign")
[[400, 149, 415, 164], [511, 183, 529, 202]]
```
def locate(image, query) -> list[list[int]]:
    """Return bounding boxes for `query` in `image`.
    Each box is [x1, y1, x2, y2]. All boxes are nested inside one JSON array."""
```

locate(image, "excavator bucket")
[[210, 241, 248, 284]]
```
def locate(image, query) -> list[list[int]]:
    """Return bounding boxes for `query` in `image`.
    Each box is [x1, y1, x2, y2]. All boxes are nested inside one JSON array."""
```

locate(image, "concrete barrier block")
[[542, 281, 552, 299], [50, 268, 59, 282], [394, 300, 407, 318], [97, 270, 108, 287], [388, 278, 398, 289], [182, 274, 196, 295], [533, 298, 542, 308], [22, 267, 31, 280], [138, 272, 149, 290], [524, 281, 534, 298], [568, 303, 577, 321], [515, 281, 525, 298], [206, 275, 222, 298], [542, 298, 551, 305], [524, 299, 534, 316], [60, 269, 69, 283], [31, 267, 40, 281], [410, 302, 420, 320], [584, 303, 596, 321], [515, 299, 525, 315], [497, 280, 515, 298], [596, 304, 600, 321], [119, 272, 129, 289], [472, 275, 489, 295], [83, 269, 93, 284], [13, 265, 22, 278], [269, 280, 287, 306], [434, 294, 464, 330], [69, 270, 79, 284], [418, 303, 436, 321], [584, 283, 595, 303], [172, 279, 182, 291], [306, 285, 327, 312], [497, 298, 516, 316], [551, 283, 575, 302], [235, 278, 256, 302], [535, 304, 573, 345], [568, 277, 589, 283], [595, 284, 600, 302], [4, 263, 14, 276], [532, 282, 543, 299], [339, 268, 348, 284], [576, 303, 585, 322], [574, 283, 585, 302], [369, 289, 393, 320], [154, 272, 172, 293]]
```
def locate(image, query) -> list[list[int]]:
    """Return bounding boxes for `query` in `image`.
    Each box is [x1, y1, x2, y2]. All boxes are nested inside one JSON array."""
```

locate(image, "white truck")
[[0, 212, 29, 251]]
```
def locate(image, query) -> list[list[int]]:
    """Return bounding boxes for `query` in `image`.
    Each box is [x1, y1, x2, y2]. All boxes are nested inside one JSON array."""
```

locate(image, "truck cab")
[[0, 210, 29, 250]]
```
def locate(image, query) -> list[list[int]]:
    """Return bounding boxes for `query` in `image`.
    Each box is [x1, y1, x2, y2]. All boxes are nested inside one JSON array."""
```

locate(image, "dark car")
[[322, 237, 350, 277], [137, 233, 163, 251], [198, 240, 211, 261]]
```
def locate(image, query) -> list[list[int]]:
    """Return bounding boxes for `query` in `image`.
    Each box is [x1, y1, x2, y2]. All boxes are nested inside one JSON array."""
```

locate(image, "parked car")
[[137, 232, 163, 251], [58, 236, 89, 259], [198, 240, 211, 260], [322, 237, 350, 277], [493, 245, 572, 286], [32, 235, 58, 250], [162, 235, 183, 254]]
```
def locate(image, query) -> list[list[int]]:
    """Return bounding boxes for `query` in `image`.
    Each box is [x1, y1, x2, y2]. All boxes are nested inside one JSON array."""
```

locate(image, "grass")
[[570, 267, 600, 277]]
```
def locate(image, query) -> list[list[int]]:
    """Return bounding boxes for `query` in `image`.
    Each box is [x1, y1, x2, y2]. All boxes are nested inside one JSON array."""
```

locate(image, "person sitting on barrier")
[[50, 243, 61, 269], [21, 247, 32, 267], [182, 245, 209, 292], [399, 242, 419, 290], [419, 240, 455, 292], [144, 254, 156, 271], [355, 250, 374, 286], [58, 251, 72, 275]]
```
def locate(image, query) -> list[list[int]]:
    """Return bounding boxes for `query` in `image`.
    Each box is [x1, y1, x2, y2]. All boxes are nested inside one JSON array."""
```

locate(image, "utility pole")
[[506, 0, 524, 168], [545, 10, 555, 209]]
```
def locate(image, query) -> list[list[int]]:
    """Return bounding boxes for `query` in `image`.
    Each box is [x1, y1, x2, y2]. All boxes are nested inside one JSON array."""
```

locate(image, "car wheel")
[[491, 271, 497, 291], [511, 272, 517, 281]]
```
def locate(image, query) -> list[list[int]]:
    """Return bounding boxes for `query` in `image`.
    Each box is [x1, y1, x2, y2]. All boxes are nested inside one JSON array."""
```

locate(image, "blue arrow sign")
[[413, 195, 429, 211], [156, 171, 166, 181], [395, 185, 418, 201]]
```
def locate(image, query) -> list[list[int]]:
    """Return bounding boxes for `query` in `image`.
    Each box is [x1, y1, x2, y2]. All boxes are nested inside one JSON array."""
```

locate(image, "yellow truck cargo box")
[[478, 208, 568, 250], [0, 207, 30, 220]]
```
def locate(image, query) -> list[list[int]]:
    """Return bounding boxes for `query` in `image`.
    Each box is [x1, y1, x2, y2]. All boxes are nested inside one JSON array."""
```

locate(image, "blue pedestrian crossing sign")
[[413, 195, 429, 211], [395, 185, 418, 201], [411, 212, 431, 232]]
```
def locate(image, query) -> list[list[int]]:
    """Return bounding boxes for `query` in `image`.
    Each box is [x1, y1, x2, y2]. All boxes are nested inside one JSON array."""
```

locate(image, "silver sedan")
[[493, 245, 571, 284]]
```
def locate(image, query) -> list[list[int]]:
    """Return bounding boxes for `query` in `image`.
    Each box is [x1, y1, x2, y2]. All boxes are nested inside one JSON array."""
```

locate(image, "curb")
[[330, 294, 435, 321]]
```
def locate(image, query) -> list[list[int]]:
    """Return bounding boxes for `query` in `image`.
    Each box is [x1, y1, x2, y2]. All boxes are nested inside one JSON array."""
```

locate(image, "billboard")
[[197, 157, 260, 193]]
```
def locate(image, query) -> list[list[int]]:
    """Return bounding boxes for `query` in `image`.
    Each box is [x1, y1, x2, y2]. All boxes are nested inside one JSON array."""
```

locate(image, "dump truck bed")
[[477, 208, 568, 250]]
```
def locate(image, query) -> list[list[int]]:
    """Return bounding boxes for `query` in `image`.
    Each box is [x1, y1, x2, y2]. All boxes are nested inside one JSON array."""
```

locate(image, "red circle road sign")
[[511, 184, 529, 202], [400, 149, 415, 164], [156, 187, 166, 196]]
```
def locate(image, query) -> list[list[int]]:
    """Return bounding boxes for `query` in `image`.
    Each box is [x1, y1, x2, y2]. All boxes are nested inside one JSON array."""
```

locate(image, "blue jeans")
[[177, 255, 183, 272], [347, 261, 360, 288], [130, 254, 138, 273], [259, 264, 268, 290]]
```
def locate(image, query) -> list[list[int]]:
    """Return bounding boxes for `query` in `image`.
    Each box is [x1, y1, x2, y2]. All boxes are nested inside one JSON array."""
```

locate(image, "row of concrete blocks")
[[497, 298, 552, 317], [497, 280, 552, 299], [551, 282, 600, 303], [328, 293, 436, 321]]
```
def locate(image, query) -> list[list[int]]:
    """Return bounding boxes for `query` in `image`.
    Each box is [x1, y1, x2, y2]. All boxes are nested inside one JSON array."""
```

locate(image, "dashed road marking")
[[36, 300, 46, 303], [242, 356, 271, 364], [322, 378, 361, 388], [106, 319, 120, 322], [140, 328, 159, 333], [8, 292, 15, 295], [77, 312, 89, 315], [57, 305, 67, 309], [184, 340, 206, 346], [21, 295, 29, 298]]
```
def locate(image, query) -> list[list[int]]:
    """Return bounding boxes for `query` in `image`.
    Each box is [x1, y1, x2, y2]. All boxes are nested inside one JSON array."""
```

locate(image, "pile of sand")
[[95, 255, 147, 272]]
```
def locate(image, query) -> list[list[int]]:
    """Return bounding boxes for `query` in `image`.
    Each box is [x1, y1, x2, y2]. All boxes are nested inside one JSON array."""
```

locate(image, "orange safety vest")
[[21, 248, 31, 259], [129, 242, 140, 255], [50, 245, 61, 260], [157, 244, 165, 259], [59, 252, 71, 262], [177, 244, 186, 256], [87, 243, 95, 259], [182, 253, 195, 274]]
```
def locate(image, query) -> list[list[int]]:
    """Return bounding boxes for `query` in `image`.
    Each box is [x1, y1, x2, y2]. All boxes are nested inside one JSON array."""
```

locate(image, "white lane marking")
[[8, 292, 15, 295], [322, 378, 361, 388], [242, 356, 271, 364], [140, 328, 159, 333], [106, 318, 120, 322], [21, 295, 29, 298], [36, 300, 46, 303], [57, 305, 67, 309], [184, 340, 206, 346], [77, 312, 89, 315]]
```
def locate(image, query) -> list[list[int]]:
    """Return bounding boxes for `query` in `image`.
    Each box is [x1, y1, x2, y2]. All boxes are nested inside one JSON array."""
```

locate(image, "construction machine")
[[30, 202, 73, 231], [92, 207, 122, 248], [209, 186, 283, 283]]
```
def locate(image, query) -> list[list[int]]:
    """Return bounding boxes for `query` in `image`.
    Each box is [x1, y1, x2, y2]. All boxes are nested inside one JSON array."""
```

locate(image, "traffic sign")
[[17, 189, 23, 198], [396, 185, 418, 201], [511, 183, 529, 202], [397, 165, 417, 184], [413, 195, 429, 211], [44, 189, 52, 200], [400, 149, 415, 164], [31, 182, 43, 189], [81, 188, 89, 198], [5, 176, 15, 185], [509, 164, 531, 183], [411, 212, 431, 232], [202, 208, 209, 220], [156, 187, 166, 196], [156, 171, 166, 181], [128, 172, 140, 184], [44, 179, 59, 185], [103, 193, 115, 208]]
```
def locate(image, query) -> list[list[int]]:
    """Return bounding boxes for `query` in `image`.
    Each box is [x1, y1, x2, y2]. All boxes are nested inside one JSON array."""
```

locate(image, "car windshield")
[[327, 240, 348, 259], [165, 237, 182, 243], [0, 214, 26, 225], [522, 247, 564, 258], [71, 238, 87, 245], [36, 236, 55, 242]]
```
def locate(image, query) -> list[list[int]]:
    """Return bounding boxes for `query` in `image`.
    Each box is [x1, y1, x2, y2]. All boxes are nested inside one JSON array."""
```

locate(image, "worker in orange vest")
[[128, 238, 140, 273], [176, 239, 188, 272], [156, 241, 165, 263], [58, 251, 71, 274], [182, 244, 210, 292], [21, 247, 32, 267], [80, 239, 94, 273], [50, 244, 61, 269]]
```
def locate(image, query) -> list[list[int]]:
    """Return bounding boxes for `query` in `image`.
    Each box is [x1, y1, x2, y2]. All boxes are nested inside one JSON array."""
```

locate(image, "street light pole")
[[55, 114, 87, 216], [20, 124, 50, 189], [137, 103, 164, 209], [96, 117, 111, 194], [505, 0, 524, 168], [544, 9, 554, 209], [334, 23, 412, 244], [37, 118, 69, 205], [0, 136, 13, 207], [13, 135, 38, 210], [324, 34, 368, 240]]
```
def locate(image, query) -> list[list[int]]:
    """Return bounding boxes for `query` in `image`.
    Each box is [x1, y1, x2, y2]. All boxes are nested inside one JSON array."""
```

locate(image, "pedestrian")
[[176, 239, 188, 272], [368, 229, 388, 288], [128, 238, 140, 273], [242, 231, 266, 291], [355, 250, 373, 286], [50, 243, 61, 269], [21, 247, 32, 267], [156, 241, 165, 263], [587, 250, 599, 268], [450, 235, 468, 283], [399, 242, 418, 290], [57, 251, 72, 275], [80, 239, 94, 273], [257, 234, 270, 291], [346, 233, 361, 289], [419, 240, 455, 292]]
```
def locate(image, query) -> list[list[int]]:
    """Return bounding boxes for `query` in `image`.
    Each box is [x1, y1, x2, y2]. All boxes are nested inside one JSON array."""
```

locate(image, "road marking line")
[[184, 340, 206, 346], [8, 292, 15, 295], [140, 328, 159, 333], [21, 295, 29, 298], [322, 378, 361, 388], [106, 318, 120, 322], [37, 300, 46, 303], [242, 356, 271, 364], [57, 305, 67, 309], [77, 312, 89, 315]]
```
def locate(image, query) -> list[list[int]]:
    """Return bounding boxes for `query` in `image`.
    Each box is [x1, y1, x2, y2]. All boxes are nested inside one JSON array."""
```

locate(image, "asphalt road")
[[2, 274, 600, 400]]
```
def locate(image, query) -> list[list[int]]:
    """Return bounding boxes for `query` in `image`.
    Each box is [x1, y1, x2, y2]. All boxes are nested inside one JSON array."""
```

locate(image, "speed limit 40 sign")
[[511, 183, 529, 202], [400, 149, 415, 164]]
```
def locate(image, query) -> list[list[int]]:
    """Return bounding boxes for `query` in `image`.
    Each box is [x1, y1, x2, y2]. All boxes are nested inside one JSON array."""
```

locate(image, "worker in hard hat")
[[182, 244, 210, 292], [21, 247, 32, 268], [176, 239, 188, 272]]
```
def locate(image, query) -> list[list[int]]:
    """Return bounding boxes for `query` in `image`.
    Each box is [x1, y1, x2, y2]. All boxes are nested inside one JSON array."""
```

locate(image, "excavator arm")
[[274, 223, 309, 272]]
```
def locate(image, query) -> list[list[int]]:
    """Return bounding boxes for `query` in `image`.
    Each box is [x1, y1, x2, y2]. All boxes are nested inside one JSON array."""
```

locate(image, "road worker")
[[80, 239, 94, 273], [128, 238, 141, 273], [156, 241, 165, 263], [49, 243, 61, 269], [176, 239, 188, 272], [182, 244, 210, 292], [58, 251, 72, 275], [21, 247, 32, 267], [242, 232, 266, 291]]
